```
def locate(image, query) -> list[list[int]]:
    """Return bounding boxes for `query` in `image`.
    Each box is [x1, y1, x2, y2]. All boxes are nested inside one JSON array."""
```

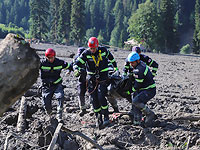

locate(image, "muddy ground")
[[0, 42, 200, 150]]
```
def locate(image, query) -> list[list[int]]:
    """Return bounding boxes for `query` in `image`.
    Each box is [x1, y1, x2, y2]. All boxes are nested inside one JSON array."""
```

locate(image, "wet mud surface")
[[0, 43, 200, 150]]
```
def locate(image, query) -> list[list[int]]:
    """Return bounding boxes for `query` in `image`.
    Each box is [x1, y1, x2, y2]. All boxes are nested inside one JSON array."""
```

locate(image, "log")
[[3, 132, 11, 150], [0, 33, 40, 116], [47, 123, 63, 150], [61, 126, 104, 150], [16, 96, 27, 133]]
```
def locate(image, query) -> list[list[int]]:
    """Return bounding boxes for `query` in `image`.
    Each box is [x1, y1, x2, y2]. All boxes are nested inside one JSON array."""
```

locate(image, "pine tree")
[[57, 0, 71, 44], [193, 0, 200, 54], [109, 0, 124, 47], [29, 0, 49, 40], [160, 0, 177, 53], [49, 0, 60, 42], [103, 0, 115, 42], [70, 0, 85, 46]]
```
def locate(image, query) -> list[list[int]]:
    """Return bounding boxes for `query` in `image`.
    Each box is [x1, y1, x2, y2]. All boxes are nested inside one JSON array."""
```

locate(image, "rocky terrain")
[[0, 42, 200, 150]]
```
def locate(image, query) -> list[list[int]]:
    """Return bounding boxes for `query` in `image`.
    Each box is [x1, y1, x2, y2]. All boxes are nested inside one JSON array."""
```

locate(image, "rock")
[[63, 140, 79, 150], [0, 33, 40, 116]]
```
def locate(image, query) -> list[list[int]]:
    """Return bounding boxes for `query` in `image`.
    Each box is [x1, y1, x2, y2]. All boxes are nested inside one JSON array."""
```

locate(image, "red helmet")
[[88, 37, 98, 48], [45, 48, 56, 57]]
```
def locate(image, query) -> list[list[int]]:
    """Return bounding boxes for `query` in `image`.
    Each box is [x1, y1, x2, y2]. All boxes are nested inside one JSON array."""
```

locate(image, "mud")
[[0, 43, 200, 150]]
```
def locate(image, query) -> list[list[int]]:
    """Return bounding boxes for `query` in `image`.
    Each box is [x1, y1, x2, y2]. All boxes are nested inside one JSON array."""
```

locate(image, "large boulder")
[[0, 33, 40, 116]]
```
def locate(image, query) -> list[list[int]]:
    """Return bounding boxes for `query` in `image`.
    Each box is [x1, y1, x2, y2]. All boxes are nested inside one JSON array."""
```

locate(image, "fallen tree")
[[0, 33, 40, 116]]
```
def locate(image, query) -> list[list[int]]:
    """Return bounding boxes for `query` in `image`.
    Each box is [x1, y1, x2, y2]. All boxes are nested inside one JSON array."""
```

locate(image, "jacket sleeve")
[[106, 50, 117, 69], [62, 61, 73, 71], [123, 59, 130, 76], [132, 68, 145, 92], [74, 52, 87, 70], [142, 54, 158, 76]]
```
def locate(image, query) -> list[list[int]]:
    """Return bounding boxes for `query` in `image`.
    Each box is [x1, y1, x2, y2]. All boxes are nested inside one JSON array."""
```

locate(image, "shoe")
[[56, 110, 63, 123], [79, 109, 87, 117], [101, 115, 110, 128], [133, 120, 141, 126], [96, 113, 103, 129], [113, 106, 119, 113], [145, 111, 156, 126]]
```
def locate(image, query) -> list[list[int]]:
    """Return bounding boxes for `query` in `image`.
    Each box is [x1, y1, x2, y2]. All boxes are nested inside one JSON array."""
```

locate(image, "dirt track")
[[0, 43, 200, 150]]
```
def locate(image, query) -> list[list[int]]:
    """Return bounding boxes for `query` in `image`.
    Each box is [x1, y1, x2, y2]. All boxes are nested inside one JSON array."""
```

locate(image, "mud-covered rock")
[[0, 33, 40, 116]]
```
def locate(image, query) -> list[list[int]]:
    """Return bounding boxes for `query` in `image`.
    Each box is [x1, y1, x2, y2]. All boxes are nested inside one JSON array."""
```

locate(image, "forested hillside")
[[0, 0, 199, 53]]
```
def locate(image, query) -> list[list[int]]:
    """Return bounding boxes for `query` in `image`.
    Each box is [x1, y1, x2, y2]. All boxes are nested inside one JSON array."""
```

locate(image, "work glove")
[[113, 67, 120, 76], [74, 70, 80, 77], [114, 70, 120, 76]]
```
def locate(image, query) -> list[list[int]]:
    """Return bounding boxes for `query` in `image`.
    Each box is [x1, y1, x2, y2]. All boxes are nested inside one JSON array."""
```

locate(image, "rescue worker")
[[127, 52, 156, 126], [73, 47, 119, 116], [123, 46, 158, 77], [73, 47, 88, 116], [74, 37, 119, 129], [40, 48, 72, 122]]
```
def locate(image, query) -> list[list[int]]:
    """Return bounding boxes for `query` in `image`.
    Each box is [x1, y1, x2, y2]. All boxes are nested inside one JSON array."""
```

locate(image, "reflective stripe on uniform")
[[149, 60, 153, 66], [106, 51, 109, 58], [64, 63, 70, 69], [152, 72, 156, 76], [100, 68, 109, 72], [78, 57, 85, 64], [94, 107, 101, 113], [53, 66, 62, 70], [126, 91, 130, 95], [110, 59, 115, 63], [144, 66, 148, 76], [140, 83, 156, 90], [135, 78, 144, 83], [41, 66, 51, 70], [101, 105, 108, 110], [87, 71, 95, 74], [125, 66, 129, 69], [53, 77, 62, 84], [86, 55, 92, 59], [101, 52, 106, 56], [132, 87, 136, 92], [152, 67, 158, 71]]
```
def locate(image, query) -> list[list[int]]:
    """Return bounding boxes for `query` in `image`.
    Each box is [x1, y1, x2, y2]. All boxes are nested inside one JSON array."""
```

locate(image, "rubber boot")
[[79, 96, 87, 116], [79, 109, 87, 117], [102, 109, 110, 128], [113, 106, 119, 113], [131, 104, 142, 126], [56, 106, 63, 123], [95, 113, 103, 129], [141, 105, 156, 127]]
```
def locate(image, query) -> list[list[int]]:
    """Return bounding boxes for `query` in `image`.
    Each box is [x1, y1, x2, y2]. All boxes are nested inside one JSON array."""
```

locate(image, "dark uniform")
[[123, 54, 158, 77], [73, 47, 87, 116], [40, 57, 72, 120], [75, 46, 118, 127], [130, 61, 156, 126]]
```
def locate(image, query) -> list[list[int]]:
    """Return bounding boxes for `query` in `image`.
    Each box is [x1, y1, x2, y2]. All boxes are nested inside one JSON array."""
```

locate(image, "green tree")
[[57, 0, 71, 43], [128, 0, 161, 51], [109, 0, 124, 47], [193, 0, 200, 54], [49, 0, 60, 42], [70, 0, 85, 46], [29, 0, 49, 40], [160, 0, 177, 53], [103, 0, 115, 42]]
